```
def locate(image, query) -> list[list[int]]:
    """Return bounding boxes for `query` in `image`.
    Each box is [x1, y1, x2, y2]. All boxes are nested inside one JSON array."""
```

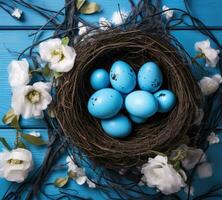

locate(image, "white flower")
[[197, 162, 213, 178], [11, 8, 23, 19], [162, 5, 174, 20], [0, 148, 33, 183], [78, 22, 88, 36], [66, 156, 96, 188], [99, 17, 111, 30], [11, 82, 52, 119], [29, 131, 41, 137], [8, 59, 30, 88], [141, 155, 186, 195], [195, 39, 220, 67], [180, 145, 206, 170], [111, 10, 128, 25], [199, 74, 222, 95], [207, 132, 220, 145], [39, 38, 76, 72]]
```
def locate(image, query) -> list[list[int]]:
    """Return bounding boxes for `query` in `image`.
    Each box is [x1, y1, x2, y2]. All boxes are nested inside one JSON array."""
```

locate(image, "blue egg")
[[138, 62, 163, 93], [110, 60, 136, 94], [101, 114, 132, 138], [90, 68, 110, 90], [130, 114, 147, 124], [154, 90, 176, 113], [125, 90, 158, 118], [88, 88, 123, 119]]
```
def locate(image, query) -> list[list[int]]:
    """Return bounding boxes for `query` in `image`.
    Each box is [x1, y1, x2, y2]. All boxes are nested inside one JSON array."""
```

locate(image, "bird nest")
[[55, 29, 203, 170]]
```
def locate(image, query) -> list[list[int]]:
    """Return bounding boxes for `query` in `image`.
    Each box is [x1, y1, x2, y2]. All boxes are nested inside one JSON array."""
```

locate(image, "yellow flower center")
[[26, 90, 41, 104], [7, 159, 23, 164], [52, 49, 64, 62]]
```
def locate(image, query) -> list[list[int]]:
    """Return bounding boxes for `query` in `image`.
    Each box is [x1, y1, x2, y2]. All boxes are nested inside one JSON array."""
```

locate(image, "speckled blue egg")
[[110, 60, 136, 94], [88, 88, 123, 119], [125, 90, 158, 118], [90, 68, 110, 90], [138, 62, 163, 93], [101, 114, 132, 138], [130, 114, 147, 124], [154, 90, 176, 113]]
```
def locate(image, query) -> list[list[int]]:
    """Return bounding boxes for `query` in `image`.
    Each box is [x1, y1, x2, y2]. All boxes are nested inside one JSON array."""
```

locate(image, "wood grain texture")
[[0, 0, 64, 26], [1, 30, 222, 128], [1, 1, 222, 199]]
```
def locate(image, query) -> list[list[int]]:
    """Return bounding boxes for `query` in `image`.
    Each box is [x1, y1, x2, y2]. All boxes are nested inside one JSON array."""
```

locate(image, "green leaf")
[[76, 0, 86, 10], [0, 137, 11, 151], [53, 71, 62, 79], [42, 64, 52, 77], [68, 171, 77, 179], [17, 140, 26, 149], [2, 109, 16, 125], [21, 133, 47, 146], [61, 37, 70, 46], [54, 177, 69, 188], [80, 2, 101, 14]]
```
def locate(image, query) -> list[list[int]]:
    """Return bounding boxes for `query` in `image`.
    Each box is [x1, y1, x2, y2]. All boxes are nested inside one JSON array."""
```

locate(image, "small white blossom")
[[39, 38, 76, 72], [199, 75, 221, 95], [11, 82, 52, 119], [8, 59, 30, 88], [78, 22, 88, 36], [0, 148, 33, 183], [111, 10, 128, 25], [195, 39, 220, 67], [141, 155, 186, 195], [29, 131, 41, 137], [99, 17, 111, 30], [180, 145, 206, 170], [212, 74, 222, 83], [162, 5, 174, 20], [11, 8, 23, 19], [66, 156, 96, 188], [207, 132, 220, 145], [197, 162, 213, 178]]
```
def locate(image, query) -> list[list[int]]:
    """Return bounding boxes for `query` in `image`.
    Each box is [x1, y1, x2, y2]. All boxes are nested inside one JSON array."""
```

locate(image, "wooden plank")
[[0, 129, 104, 199], [0, 0, 64, 26], [1, 1, 222, 28], [0, 129, 222, 199], [0, 29, 222, 128]]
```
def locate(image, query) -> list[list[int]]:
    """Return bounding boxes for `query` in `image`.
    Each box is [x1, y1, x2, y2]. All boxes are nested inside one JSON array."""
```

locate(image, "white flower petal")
[[212, 74, 222, 83], [195, 39, 220, 67], [197, 162, 213, 178], [199, 76, 219, 95], [8, 59, 30, 88], [162, 5, 173, 20], [11, 82, 52, 119], [195, 39, 211, 51], [76, 176, 87, 185], [141, 155, 186, 195], [11, 8, 22, 19], [181, 145, 206, 170], [111, 10, 128, 25], [99, 17, 111, 30], [207, 132, 220, 145], [0, 149, 33, 183]]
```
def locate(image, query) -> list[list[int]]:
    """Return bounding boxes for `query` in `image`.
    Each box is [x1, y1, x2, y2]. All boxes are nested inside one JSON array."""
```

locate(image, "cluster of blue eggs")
[[88, 60, 176, 138]]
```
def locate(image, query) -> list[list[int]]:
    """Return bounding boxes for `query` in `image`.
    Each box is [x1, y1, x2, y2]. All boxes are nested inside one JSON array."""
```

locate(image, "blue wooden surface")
[[0, 0, 222, 199]]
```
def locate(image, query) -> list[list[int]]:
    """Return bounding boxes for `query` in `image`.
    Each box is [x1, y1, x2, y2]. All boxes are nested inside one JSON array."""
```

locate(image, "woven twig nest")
[[56, 29, 202, 170]]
